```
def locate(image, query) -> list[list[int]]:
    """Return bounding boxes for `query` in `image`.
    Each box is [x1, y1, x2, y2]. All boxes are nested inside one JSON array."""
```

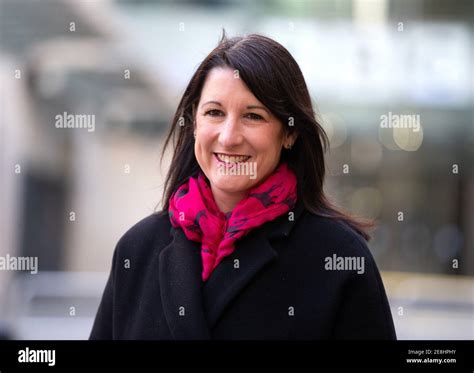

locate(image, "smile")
[[214, 153, 251, 164]]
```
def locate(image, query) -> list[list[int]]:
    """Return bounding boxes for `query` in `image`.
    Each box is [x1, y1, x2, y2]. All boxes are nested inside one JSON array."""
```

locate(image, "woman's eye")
[[245, 113, 264, 121], [205, 109, 224, 117]]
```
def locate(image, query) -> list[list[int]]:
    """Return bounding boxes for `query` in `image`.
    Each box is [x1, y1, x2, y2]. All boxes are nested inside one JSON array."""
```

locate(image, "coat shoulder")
[[114, 211, 172, 259], [296, 211, 372, 260]]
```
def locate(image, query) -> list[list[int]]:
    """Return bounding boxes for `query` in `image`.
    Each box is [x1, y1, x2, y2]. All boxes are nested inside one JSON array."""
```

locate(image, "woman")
[[90, 33, 396, 340]]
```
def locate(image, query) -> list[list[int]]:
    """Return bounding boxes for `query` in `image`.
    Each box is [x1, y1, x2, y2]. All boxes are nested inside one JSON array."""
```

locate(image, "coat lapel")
[[203, 200, 305, 330], [159, 199, 305, 338], [159, 227, 211, 340]]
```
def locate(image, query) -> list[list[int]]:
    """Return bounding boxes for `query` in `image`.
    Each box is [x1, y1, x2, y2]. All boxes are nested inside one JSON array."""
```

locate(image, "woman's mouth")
[[214, 153, 251, 164]]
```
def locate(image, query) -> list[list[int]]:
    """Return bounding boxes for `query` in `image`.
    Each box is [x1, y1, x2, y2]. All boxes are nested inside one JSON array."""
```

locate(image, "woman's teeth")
[[215, 153, 251, 163]]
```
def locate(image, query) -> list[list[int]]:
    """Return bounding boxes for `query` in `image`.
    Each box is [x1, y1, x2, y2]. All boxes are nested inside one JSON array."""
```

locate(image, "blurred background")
[[0, 0, 472, 340]]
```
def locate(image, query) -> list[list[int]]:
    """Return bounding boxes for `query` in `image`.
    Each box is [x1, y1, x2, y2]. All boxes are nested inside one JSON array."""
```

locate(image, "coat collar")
[[159, 199, 305, 339]]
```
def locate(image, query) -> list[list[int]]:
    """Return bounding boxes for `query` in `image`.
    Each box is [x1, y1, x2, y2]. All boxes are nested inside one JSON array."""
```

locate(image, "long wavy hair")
[[160, 32, 374, 240]]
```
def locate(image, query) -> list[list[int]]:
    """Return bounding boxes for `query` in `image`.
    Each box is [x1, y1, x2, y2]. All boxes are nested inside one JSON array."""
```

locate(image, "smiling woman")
[[90, 32, 396, 340]]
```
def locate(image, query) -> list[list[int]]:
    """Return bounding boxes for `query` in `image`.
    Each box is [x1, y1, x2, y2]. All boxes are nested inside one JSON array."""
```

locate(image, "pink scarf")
[[168, 162, 297, 281]]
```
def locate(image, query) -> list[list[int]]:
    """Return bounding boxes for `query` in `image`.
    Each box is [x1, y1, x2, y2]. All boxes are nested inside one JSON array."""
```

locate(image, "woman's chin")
[[208, 173, 253, 194]]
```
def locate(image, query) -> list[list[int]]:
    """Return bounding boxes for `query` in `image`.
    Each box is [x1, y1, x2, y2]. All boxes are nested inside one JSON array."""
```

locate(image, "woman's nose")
[[218, 116, 243, 148]]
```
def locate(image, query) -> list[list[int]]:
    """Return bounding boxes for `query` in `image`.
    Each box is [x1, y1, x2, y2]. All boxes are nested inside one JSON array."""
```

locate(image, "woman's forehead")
[[199, 67, 263, 107]]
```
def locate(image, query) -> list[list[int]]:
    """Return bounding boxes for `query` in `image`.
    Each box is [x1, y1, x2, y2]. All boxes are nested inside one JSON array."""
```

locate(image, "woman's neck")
[[211, 186, 248, 214]]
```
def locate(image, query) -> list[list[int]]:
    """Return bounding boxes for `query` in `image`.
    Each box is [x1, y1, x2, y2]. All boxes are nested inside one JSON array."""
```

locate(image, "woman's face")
[[194, 67, 295, 201]]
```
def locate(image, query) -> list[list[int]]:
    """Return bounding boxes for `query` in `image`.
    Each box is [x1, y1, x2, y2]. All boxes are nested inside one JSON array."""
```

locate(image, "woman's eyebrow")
[[247, 105, 269, 114], [201, 100, 222, 108], [200, 101, 269, 114]]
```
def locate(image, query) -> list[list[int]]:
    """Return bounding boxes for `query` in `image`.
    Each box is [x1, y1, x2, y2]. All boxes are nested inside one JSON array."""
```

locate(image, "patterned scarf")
[[168, 162, 297, 281]]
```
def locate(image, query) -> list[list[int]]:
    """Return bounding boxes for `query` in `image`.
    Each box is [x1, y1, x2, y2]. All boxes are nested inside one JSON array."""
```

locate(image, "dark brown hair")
[[160, 32, 374, 240]]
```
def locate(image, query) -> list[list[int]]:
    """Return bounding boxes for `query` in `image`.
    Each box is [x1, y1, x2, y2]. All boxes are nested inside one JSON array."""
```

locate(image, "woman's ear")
[[284, 131, 298, 149]]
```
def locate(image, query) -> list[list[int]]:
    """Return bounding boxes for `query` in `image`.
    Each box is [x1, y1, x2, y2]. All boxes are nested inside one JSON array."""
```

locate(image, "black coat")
[[90, 200, 396, 340]]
